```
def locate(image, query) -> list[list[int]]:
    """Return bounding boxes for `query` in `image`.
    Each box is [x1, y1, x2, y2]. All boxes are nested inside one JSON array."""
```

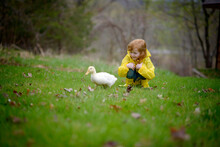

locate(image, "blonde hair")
[[127, 39, 147, 61]]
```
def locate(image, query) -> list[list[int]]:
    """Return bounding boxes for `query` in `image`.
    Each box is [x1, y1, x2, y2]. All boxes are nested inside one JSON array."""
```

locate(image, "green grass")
[[199, 69, 220, 79], [0, 49, 220, 147]]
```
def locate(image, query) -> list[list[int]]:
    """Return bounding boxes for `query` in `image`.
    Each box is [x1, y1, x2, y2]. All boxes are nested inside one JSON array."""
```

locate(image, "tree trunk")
[[205, 55, 212, 68], [58, 40, 62, 55]]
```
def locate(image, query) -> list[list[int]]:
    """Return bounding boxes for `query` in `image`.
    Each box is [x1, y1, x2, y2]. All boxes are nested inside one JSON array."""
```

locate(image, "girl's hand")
[[136, 63, 143, 70], [127, 63, 135, 70]]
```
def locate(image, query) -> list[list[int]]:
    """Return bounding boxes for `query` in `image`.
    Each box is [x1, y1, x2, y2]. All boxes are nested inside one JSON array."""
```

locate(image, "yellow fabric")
[[118, 49, 155, 87]]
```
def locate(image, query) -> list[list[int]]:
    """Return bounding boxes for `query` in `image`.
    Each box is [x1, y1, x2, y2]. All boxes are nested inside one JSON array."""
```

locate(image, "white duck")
[[85, 66, 117, 88]]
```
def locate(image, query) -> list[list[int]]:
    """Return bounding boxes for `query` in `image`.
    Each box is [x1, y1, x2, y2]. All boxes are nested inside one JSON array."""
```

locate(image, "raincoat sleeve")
[[138, 57, 155, 80], [118, 55, 130, 77]]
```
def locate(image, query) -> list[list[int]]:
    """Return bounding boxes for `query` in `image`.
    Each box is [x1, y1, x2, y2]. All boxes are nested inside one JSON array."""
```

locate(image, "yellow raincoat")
[[118, 49, 155, 88]]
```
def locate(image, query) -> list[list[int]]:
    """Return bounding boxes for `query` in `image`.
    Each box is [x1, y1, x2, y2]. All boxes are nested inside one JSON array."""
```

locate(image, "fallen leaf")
[[193, 102, 199, 106], [147, 87, 153, 90], [84, 110, 88, 114], [11, 116, 22, 124], [177, 102, 183, 106], [27, 138, 35, 147], [13, 90, 22, 97], [145, 107, 149, 111], [163, 82, 167, 85], [202, 88, 215, 93], [110, 105, 121, 112], [27, 89, 30, 95], [123, 92, 129, 97], [160, 105, 164, 111], [147, 86, 157, 90], [86, 123, 92, 127], [74, 90, 80, 97], [13, 129, 25, 136], [37, 88, 41, 93], [194, 107, 200, 115], [88, 86, 94, 92], [9, 101, 17, 106], [103, 141, 118, 147], [157, 94, 163, 100], [33, 64, 48, 69], [113, 94, 118, 98], [181, 86, 185, 89], [23, 73, 32, 78], [49, 104, 54, 109], [2, 93, 9, 98], [83, 91, 87, 96], [170, 127, 190, 141], [64, 88, 73, 92], [108, 94, 113, 97], [126, 85, 132, 93], [140, 99, 146, 103], [173, 101, 184, 107], [208, 88, 215, 92], [40, 102, 46, 106], [176, 112, 181, 116], [131, 112, 141, 119]]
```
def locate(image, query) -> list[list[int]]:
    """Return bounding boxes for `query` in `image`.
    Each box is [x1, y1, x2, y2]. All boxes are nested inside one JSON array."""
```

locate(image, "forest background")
[[0, 0, 219, 76]]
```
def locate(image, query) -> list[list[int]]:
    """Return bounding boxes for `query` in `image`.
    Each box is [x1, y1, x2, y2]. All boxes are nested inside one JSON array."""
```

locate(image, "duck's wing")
[[96, 72, 117, 85]]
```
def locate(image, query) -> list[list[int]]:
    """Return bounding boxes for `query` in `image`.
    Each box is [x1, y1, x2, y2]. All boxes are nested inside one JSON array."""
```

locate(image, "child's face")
[[130, 48, 140, 61]]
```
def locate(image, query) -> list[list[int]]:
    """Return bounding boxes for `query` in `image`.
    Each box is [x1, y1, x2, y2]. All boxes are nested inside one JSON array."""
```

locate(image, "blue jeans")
[[126, 69, 146, 82]]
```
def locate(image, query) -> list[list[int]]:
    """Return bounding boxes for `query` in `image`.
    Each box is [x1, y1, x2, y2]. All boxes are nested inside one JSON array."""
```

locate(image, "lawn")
[[0, 49, 220, 147]]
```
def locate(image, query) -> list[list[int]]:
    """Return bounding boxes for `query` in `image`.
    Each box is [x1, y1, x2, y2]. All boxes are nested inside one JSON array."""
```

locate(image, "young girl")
[[118, 39, 155, 88]]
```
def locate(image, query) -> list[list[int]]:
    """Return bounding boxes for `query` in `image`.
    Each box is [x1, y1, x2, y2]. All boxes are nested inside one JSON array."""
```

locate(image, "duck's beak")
[[85, 70, 90, 75]]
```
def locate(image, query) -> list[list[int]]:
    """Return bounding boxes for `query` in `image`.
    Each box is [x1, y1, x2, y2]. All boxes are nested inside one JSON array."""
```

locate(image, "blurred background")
[[0, 0, 219, 76]]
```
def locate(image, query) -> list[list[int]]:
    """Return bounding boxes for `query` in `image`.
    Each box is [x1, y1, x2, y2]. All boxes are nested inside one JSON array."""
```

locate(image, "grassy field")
[[0, 49, 220, 147]]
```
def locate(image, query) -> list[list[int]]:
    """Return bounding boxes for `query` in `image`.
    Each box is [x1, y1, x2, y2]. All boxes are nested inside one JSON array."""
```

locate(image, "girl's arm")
[[138, 58, 155, 80], [118, 55, 130, 77]]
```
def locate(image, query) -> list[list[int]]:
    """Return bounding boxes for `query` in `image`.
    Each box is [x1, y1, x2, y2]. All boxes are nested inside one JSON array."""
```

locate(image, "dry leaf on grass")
[[110, 105, 121, 112], [131, 112, 141, 119], [170, 127, 190, 141], [64, 88, 73, 92], [13, 90, 22, 97], [140, 99, 146, 103], [88, 86, 94, 92], [103, 141, 118, 147], [194, 107, 200, 115], [157, 94, 163, 100], [13, 129, 25, 136], [123, 92, 129, 97], [126, 85, 132, 93], [23, 73, 32, 78]]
